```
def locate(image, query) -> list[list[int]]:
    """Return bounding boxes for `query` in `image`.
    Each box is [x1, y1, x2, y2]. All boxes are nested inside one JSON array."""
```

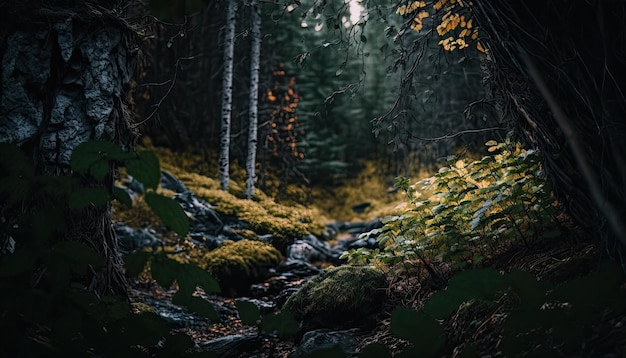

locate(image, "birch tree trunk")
[[0, 2, 138, 296], [245, 0, 262, 199], [219, 0, 238, 190]]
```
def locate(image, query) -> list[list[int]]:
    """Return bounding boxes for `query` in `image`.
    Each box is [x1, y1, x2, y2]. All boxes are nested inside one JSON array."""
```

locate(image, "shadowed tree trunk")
[[471, 0, 626, 257], [0, 1, 139, 296]]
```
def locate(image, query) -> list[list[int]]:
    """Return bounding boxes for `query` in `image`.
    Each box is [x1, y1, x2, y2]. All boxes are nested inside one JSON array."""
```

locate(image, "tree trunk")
[[0, 1, 138, 296], [219, 0, 238, 190], [472, 0, 626, 255], [245, 0, 262, 199]]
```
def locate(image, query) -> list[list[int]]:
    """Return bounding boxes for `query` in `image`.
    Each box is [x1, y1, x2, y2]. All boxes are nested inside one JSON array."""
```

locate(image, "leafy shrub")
[[342, 138, 560, 269]]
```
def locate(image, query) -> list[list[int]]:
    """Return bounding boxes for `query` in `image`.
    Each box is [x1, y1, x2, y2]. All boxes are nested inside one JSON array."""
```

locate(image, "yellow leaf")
[[488, 146, 498, 152], [477, 41, 488, 54], [485, 140, 498, 146], [455, 160, 465, 169]]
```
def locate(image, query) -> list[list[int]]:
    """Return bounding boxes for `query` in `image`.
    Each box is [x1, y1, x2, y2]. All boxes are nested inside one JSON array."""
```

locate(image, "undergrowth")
[[343, 137, 561, 270]]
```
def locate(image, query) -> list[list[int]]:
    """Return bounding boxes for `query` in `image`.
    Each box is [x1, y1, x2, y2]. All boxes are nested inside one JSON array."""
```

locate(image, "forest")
[[1, 0, 625, 356]]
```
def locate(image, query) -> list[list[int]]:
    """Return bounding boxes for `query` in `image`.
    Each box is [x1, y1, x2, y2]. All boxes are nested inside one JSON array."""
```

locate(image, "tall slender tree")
[[219, 0, 238, 190], [245, 0, 262, 198]]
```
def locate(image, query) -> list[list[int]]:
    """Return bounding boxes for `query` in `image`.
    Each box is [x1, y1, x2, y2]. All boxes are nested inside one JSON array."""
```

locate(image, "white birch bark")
[[219, 0, 238, 190], [245, 0, 262, 199]]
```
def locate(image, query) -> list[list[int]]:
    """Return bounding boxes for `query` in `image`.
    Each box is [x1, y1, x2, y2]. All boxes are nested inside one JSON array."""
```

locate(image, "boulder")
[[202, 240, 284, 296], [282, 266, 388, 330], [114, 223, 162, 253], [291, 328, 361, 358]]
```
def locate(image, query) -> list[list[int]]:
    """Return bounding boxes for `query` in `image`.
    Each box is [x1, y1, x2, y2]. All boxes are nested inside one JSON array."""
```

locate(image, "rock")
[[236, 297, 276, 316], [160, 170, 188, 193], [202, 240, 284, 297], [291, 328, 361, 358], [114, 223, 162, 253], [126, 175, 145, 194], [173, 191, 223, 237], [351, 202, 371, 213], [284, 234, 340, 266], [278, 259, 321, 278], [197, 334, 261, 357], [189, 233, 228, 250], [282, 266, 388, 330]]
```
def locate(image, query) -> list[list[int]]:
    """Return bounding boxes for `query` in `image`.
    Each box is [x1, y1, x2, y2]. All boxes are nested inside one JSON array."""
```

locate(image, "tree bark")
[[0, 1, 138, 296], [245, 0, 262, 199], [219, 0, 238, 190]]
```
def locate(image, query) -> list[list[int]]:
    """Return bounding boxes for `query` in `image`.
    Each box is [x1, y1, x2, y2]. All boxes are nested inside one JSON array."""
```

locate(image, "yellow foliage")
[[396, 0, 485, 53]]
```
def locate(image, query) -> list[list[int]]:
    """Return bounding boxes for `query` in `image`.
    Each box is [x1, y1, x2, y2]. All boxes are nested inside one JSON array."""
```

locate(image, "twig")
[[133, 56, 195, 128]]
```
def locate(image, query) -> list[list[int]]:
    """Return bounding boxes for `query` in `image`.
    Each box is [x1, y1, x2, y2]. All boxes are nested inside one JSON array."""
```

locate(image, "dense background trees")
[[135, 0, 493, 186]]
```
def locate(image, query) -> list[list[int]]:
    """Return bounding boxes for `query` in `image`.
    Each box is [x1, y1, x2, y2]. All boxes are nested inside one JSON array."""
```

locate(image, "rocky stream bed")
[[115, 172, 386, 357]]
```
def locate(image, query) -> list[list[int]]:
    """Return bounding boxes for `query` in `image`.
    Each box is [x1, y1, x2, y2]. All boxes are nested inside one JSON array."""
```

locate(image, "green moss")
[[282, 266, 388, 326], [134, 141, 328, 249], [131, 302, 155, 314], [202, 240, 283, 296]]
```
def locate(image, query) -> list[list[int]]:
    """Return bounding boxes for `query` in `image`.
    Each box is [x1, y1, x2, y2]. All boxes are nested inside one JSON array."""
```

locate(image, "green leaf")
[[126, 151, 161, 191], [163, 332, 195, 354], [151, 254, 180, 287], [185, 295, 219, 320], [145, 192, 189, 236], [113, 312, 169, 347], [70, 140, 130, 179], [422, 289, 475, 319], [89, 160, 111, 182], [424, 269, 506, 319], [303, 345, 348, 358], [260, 310, 299, 338], [0, 250, 37, 277], [123, 250, 153, 277], [505, 270, 550, 309], [236, 300, 261, 325], [68, 187, 110, 210], [390, 308, 444, 355], [0, 143, 33, 203], [183, 263, 221, 294], [113, 186, 132, 207], [358, 343, 392, 358]]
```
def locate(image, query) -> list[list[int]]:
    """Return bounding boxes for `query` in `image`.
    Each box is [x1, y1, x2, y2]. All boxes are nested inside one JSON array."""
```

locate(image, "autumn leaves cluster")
[[396, 0, 488, 53]]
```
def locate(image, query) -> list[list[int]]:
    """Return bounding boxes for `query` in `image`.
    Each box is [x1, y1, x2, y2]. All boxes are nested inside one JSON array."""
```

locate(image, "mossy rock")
[[282, 266, 388, 328], [202, 240, 283, 296]]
